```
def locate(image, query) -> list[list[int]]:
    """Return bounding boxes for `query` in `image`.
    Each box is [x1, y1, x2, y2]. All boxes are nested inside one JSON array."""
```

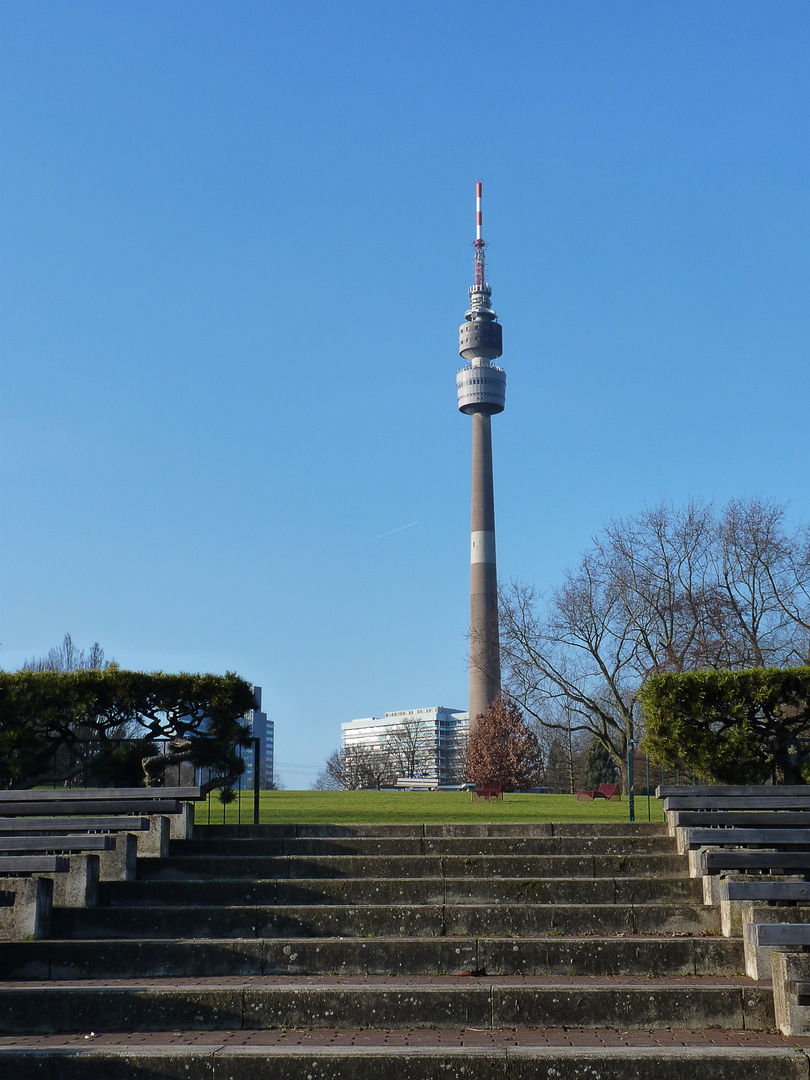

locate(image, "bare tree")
[[500, 561, 645, 792], [19, 633, 115, 674], [314, 744, 394, 790], [713, 497, 810, 668], [500, 498, 810, 787], [385, 715, 436, 779], [535, 701, 588, 793], [312, 756, 344, 790]]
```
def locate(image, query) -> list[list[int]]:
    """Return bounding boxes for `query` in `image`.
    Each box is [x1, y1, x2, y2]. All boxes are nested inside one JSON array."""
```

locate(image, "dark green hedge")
[[0, 669, 256, 794], [640, 667, 810, 784]]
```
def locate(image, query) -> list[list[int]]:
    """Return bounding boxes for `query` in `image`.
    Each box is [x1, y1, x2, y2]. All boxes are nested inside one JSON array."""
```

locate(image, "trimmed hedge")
[[0, 669, 256, 795], [640, 666, 810, 784]]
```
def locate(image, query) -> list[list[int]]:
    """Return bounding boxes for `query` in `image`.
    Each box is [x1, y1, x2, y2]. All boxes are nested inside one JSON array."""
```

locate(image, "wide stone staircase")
[[1, 820, 808, 1077]]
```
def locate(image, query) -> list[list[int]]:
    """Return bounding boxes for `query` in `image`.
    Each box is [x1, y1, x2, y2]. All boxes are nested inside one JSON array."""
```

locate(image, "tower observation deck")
[[457, 182, 505, 735]]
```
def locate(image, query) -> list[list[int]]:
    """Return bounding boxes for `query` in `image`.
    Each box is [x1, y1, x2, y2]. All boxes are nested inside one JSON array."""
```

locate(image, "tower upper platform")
[[456, 361, 506, 415], [456, 183, 506, 415]]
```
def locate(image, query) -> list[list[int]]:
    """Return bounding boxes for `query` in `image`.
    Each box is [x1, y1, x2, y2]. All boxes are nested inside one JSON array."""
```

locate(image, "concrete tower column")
[[456, 182, 506, 737], [469, 411, 501, 729]]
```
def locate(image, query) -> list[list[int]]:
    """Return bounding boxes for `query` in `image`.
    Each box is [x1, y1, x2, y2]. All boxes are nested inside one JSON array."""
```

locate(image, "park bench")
[[0, 786, 204, 845], [0, 851, 99, 920], [0, 789, 202, 944], [656, 786, 810, 885], [717, 878, 810, 936], [576, 783, 621, 802], [0, 811, 169, 859], [0, 834, 114, 854], [0, 786, 203, 802], [667, 810, 810, 829], [0, 855, 71, 875], [660, 784, 810, 803], [656, 784, 810, 1008], [471, 784, 502, 802], [658, 785, 810, 829], [771, 952, 810, 1035], [0, 787, 202, 816], [0, 815, 151, 834], [0, 875, 52, 941], [0, 832, 136, 884], [703, 849, 810, 877], [743, 913, 810, 979], [677, 826, 810, 855]]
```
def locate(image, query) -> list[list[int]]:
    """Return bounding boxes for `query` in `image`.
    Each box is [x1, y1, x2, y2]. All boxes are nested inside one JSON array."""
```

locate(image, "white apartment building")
[[341, 706, 469, 785]]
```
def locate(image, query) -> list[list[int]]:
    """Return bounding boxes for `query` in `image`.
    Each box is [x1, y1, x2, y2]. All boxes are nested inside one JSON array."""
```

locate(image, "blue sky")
[[2, 2, 808, 787]]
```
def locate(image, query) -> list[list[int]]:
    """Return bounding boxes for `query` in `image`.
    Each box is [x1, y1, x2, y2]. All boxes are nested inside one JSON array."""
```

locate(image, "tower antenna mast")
[[474, 181, 486, 290]]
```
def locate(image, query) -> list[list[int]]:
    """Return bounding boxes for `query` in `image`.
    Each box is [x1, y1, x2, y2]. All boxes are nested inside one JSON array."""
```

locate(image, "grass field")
[[194, 789, 665, 825]]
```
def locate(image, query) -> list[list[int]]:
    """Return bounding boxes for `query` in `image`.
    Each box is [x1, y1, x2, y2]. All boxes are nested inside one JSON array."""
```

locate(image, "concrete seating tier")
[[0, 787, 202, 942], [658, 784, 810, 1036], [3, 819, 810, 1076]]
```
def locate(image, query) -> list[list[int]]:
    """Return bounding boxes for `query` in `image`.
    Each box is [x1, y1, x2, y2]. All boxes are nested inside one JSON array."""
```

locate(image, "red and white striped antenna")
[[474, 181, 486, 290]]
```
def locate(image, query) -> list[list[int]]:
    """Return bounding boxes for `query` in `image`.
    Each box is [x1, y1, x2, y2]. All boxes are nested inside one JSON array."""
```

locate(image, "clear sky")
[[2, 2, 808, 788]]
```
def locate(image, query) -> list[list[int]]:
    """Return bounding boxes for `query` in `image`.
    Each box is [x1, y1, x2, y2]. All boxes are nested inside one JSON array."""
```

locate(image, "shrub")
[[0, 669, 256, 796], [640, 667, 810, 784]]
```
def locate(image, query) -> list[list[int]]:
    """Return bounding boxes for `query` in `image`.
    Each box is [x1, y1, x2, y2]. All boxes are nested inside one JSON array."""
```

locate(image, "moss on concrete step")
[[0, 1044, 806, 1079]]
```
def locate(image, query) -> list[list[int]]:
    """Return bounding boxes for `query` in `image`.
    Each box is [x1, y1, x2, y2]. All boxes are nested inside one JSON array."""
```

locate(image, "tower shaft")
[[469, 411, 501, 728], [456, 181, 506, 737]]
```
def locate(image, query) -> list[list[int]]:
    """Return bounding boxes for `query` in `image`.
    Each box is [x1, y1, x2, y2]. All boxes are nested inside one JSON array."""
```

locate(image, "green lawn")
[[195, 789, 665, 825]]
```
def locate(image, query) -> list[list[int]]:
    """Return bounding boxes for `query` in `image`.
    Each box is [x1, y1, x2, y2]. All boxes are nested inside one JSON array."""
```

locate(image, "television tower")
[[456, 182, 506, 735]]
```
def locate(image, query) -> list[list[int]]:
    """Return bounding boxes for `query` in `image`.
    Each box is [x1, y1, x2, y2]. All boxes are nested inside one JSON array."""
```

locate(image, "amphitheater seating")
[[658, 784, 810, 1033], [0, 787, 203, 942]]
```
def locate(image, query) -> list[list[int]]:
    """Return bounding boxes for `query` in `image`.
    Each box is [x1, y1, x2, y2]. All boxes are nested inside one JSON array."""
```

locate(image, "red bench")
[[576, 783, 621, 802], [471, 784, 503, 802]]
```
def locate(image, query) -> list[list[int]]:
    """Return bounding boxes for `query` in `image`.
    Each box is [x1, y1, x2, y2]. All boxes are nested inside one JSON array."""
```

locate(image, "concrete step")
[[4, 816, 754, 1079], [0, 934, 744, 979], [138, 852, 688, 880], [173, 835, 676, 856], [102, 874, 703, 907], [1, 1038, 807, 1080], [51, 901, 720, 940], [196, 821, 669, 838], [0, 976, 775, 1034]]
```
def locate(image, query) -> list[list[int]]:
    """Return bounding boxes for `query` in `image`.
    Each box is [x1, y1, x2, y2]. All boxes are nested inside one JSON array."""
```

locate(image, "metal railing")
[[26, 737, 263, 825]]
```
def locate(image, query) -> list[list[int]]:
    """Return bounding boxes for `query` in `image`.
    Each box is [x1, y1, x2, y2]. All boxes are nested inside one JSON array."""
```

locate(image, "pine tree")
[[465, 697, 544, 792], [583, 738, 618, 791]]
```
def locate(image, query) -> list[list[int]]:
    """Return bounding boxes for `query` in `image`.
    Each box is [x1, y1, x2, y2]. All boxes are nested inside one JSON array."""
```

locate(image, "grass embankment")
[[195, 789, 665, 825]]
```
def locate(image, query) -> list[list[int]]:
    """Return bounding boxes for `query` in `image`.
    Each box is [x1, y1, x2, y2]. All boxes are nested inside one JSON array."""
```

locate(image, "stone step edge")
[[0, 981, 775, 1035], [0, 1032, 798, 1047], [0, 935, 745, 981], [78, 901, 704, 911], [0, 976, 761, 988], [0, 1042, 807, 1080], [196, 822, 669, 834], [120, 874, 695, 883], [1, 933, 736, 945]]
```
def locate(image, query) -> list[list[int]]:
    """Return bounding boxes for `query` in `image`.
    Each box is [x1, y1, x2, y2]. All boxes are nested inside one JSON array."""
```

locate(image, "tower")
[[456, 182, 506, 735]]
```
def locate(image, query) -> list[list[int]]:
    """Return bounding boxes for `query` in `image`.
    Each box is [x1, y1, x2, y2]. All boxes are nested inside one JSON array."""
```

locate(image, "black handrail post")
[[253, 737, 260, 825], [627, 741, 635, 823]]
